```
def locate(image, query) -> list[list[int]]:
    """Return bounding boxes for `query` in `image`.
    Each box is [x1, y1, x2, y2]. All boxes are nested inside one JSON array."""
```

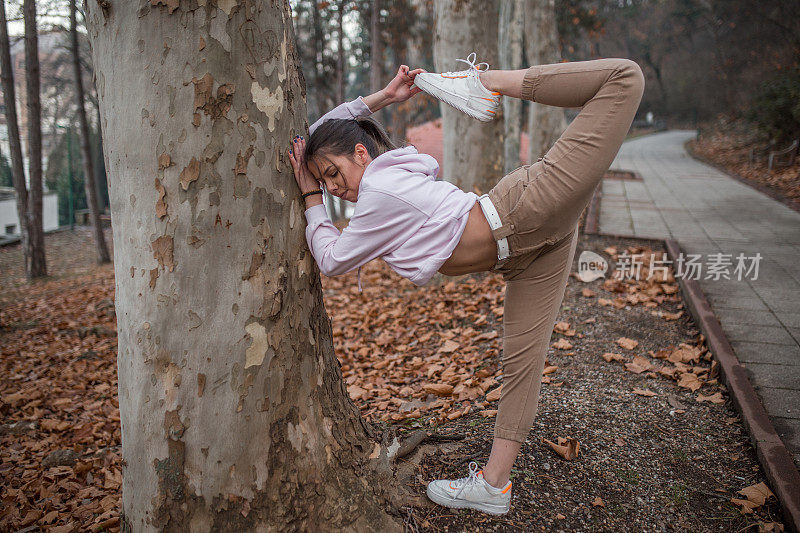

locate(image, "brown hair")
[[305, 116, 399, 167]]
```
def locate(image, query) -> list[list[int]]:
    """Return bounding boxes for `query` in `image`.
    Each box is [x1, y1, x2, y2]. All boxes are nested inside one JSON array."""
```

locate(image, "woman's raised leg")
[[478, 59, 644, 489]]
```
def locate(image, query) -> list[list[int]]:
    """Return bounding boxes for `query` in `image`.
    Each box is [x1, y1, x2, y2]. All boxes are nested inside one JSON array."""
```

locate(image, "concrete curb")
[[664, 238, 800, 533], [584, 184, 800, 532]]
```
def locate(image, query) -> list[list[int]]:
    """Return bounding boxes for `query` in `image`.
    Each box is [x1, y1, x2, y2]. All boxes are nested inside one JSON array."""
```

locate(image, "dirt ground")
[[0, 227, 788, 532]]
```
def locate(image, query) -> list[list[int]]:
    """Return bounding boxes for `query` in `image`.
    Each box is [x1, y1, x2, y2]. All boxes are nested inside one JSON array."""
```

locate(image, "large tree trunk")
[[70, 0, 109, 264], [84, 2, 403, 530], [498, 0, 524, 173], [526, 0, 567, 162], [433, 0, 503, 195], [0, 1, 31, 272], [23, 0, 46, 278]]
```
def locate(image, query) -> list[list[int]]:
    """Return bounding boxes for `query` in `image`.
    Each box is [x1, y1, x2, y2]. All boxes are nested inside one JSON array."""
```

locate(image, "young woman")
[[289, 54, 644, 515]]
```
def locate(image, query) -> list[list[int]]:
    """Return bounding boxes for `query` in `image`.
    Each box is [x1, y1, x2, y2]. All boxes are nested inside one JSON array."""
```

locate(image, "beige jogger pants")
[[486, 58, 645, 442]]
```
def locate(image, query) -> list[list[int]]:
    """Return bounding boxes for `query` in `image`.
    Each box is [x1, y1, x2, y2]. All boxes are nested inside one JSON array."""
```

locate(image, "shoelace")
[[449, 461, 482, 499], [441, 52, 490, 78]]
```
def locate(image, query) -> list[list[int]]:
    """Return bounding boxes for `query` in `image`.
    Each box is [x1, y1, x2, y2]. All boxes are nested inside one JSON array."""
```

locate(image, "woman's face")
[[308, 144, 372, 203]]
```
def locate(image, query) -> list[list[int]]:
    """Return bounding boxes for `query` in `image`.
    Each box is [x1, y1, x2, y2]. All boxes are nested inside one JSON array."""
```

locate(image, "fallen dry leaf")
[[552, 338, 573, 350], [616, 337, 639, 350], [542, 436, 580, 460], [633, 388, 657, 397], [696, 392, 724, 404], [592, 496, 605, 507]]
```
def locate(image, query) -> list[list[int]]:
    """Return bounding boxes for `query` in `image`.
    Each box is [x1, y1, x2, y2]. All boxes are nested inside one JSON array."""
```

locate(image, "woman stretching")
[[289, 53, 644, 515]]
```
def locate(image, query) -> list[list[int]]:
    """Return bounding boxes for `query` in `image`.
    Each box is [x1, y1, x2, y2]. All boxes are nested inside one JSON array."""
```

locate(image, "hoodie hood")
[[358, 145, 440, 197]]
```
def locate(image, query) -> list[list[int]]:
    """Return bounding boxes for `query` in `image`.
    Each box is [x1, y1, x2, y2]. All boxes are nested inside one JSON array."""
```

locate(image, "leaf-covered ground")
[[0, 227, 788, 532], [688, 114, 800, 208]]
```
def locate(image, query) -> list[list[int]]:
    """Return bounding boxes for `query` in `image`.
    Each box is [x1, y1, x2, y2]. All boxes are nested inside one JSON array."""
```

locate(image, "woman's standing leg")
[[477, 59, 644, 489]]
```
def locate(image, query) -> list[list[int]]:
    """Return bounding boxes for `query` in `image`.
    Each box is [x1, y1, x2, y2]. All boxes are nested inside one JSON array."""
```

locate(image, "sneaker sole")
[[426, 485, 510, 515], [413, 75, 496, 122]]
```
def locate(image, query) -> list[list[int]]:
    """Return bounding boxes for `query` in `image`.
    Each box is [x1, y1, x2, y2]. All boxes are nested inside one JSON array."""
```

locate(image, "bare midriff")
[[438, 202, 499, 276]]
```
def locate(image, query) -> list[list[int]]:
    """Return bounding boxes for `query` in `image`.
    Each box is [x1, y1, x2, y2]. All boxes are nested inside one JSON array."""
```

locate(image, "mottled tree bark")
[[23, 0, 46, 278], [498, 0, 524, 173], [70, 0, 109, 264], [433, 0, 503, 194], [84, 1, 403, 530], [526, 0, 567, 162], [0, 1, 31, 272]]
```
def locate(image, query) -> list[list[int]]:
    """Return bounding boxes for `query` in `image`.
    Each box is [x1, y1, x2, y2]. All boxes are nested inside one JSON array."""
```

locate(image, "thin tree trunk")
[[84, 1, 403, 529], [526, 0, 567, 162], [69, 0, 109, 264], [337, 0, 346, 104], [498, 0, 524, 173], [23, 0, 46, 278], [433, 0, 503, 194], [0, 1, 31, 272], [311, 0, 326, 119], [369, 0, 383, 123]]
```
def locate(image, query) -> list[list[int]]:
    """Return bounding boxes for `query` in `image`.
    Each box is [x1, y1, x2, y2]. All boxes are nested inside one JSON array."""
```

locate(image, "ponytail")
[[305, 115, 401, 164]]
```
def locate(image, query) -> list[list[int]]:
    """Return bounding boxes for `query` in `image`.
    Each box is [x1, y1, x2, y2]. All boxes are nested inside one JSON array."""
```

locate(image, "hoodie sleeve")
[[303, 189, 427, 278], [308, 96, 373, 135]]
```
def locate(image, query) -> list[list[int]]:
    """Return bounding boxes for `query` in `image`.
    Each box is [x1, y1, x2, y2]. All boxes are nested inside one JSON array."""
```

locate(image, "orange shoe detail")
[[501, 482, 512, 494]]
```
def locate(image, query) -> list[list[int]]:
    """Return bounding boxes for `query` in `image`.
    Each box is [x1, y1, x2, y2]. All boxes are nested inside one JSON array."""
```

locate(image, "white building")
[[0, 186, 59, 238]]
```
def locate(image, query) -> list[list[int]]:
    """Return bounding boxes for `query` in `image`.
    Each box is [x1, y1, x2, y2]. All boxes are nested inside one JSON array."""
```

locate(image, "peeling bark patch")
[[197, 373, 206, 397], [187, 310, 202, 330], [155, 177, 168, 218], [218, 0, 238, 16], [192, 73, 235, 126], [149, 267, 159, 289], [244, 321, 268, 369], [150, 0, 179, 14], [130, 266, 135, 278], [151, 235, 175, 271], [250, 187, 277, 227], [187, 234, 205, 248], [244, 251, 264, 280], [179, 157, 200, 191], [198, 36, 205, 50], [250, 82, 283, 131], [234, 146, 254, 198], [153, 409, 188, 528], [158, 152, 172, 170]]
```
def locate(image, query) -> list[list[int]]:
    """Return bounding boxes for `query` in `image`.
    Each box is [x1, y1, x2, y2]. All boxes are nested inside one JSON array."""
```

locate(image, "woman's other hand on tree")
[[383, 65, 426, 103], [288, 136, 318, 194]]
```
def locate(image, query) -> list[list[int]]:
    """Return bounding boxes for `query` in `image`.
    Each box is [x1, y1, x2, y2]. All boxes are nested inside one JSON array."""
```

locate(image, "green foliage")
[[0, 149, 12, 188], [746, 68, 800, 144], [45, 128, 86, 227]]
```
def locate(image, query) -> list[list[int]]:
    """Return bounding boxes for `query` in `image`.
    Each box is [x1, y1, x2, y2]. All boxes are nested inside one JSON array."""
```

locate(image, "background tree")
[[69, 0, 108, 263], [526, 0, 567, 162], [0, 0, 33, 272], [432, 0, 503, 194], [23, 0, 46, 277], [84, 1, 408, 529], [498, 0, 524, 173]]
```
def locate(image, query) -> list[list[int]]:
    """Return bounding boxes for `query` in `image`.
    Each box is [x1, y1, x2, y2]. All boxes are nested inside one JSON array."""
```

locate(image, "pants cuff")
[[521, 65, 542, 102], [493, 425, 529, 443]]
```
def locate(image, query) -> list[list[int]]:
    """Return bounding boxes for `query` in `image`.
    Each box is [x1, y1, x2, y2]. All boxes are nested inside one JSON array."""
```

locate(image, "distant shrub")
[[745, 68, 800, 145]]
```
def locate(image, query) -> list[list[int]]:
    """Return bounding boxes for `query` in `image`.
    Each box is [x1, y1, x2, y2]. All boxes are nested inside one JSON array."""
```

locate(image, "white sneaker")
[[426, 461, 512, 515], [412, 52, 501, 122]]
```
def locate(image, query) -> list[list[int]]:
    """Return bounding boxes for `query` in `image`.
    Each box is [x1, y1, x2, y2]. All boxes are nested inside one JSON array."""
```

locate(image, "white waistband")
[[477, 194, 510, 261]]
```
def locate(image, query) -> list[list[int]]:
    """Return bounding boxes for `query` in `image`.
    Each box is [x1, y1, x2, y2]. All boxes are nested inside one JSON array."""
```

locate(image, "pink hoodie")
[[304, 97, 479, 291]]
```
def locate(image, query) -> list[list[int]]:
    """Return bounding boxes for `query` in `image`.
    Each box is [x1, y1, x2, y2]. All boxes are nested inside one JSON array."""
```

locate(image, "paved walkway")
[[600, 129, 800, 468]]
